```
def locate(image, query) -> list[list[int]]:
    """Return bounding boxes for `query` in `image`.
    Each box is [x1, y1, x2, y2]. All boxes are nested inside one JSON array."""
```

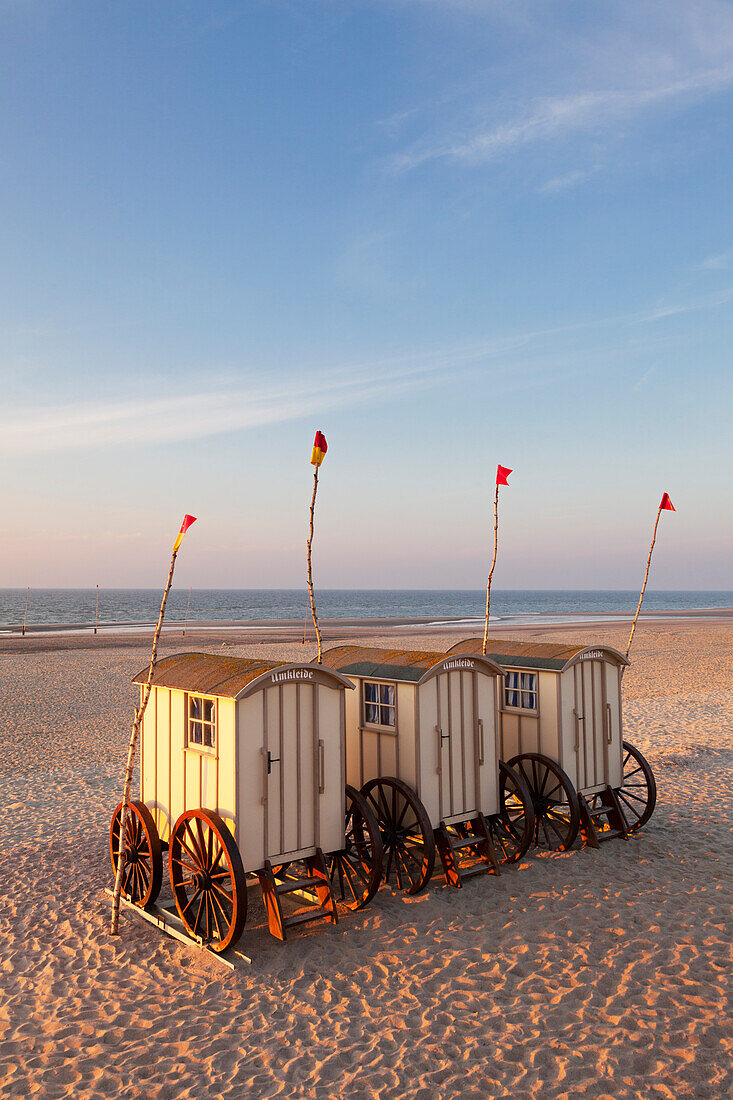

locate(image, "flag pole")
[[306, 430, 328, 664], [482, 466, 511, 656], [22, 586, 30, 636], [94, 584, 99, 635], [110, 515, 196, 936], [626, 493, 674, 659], [306, 466, 323, 663]]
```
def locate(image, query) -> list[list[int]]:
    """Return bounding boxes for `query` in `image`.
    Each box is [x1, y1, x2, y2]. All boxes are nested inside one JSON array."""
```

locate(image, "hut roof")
[[319, 645, 445, 683], [445, 638, 628, 671], [132, 653, 283, 698]]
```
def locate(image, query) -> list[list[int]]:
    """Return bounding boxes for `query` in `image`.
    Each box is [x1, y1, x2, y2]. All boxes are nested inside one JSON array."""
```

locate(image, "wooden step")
[[275, 875, 322, 895], [578, 788, 628, 849], [435, 814, 500, 888], [282, 906, 333, 928]]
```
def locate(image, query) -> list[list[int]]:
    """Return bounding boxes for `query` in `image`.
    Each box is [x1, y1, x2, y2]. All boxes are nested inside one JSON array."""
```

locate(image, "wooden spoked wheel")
[[327, 785, 384, 910], [168, 809, 247, 953], [110, 800, 163, 908], [488, 761, 535, 864], [361, 776, 435, 895], [616, 741, 657, 833], [507, 752, 581, 852]]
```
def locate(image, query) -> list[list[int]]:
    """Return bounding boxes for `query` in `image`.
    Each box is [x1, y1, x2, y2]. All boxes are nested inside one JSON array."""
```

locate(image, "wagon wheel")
[[616, 741, 657, 833], [487, 761, 535, 864], [168, 809, 247, 953], [361, 776, 435, 895], [110, 800, 162, 908], [327, 785, 383, 910], [508, 753, 580, 852]]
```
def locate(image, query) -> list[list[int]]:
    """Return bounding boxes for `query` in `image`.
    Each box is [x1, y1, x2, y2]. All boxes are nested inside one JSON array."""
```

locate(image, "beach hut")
[[316, 646, 535, 891], [444, 639, 657, 850], [110, 653, 383, 949]]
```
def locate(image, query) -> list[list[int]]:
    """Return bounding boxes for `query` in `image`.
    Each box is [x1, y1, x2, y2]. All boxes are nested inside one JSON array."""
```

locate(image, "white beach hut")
[[110, 653, 382, 949], [316, 646, 535, 890], [445, 639, 657, 850]]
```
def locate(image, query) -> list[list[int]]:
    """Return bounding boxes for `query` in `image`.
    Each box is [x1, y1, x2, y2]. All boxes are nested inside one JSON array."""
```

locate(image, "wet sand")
[[0, 619, 731, 1098]]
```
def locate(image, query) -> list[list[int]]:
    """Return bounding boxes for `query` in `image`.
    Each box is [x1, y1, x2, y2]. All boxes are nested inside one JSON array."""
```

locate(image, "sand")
[[0, 620, 731, 1099]]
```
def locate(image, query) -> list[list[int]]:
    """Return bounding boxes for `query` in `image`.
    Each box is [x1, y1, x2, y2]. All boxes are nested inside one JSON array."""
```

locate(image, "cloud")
[[385, 2, 733, 174]]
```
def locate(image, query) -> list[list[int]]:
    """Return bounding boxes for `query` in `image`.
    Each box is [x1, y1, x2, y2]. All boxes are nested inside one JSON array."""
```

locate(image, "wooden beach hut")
[[444, 639, 657, 850], [110, 653, 382, 949], [316, 646, 535, 891]]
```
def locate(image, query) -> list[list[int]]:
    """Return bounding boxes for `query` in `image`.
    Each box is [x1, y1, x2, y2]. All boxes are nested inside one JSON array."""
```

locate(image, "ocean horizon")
[[2, 588, 731, 632]]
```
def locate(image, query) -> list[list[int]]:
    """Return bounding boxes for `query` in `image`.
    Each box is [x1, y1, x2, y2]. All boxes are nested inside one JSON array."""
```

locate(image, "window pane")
[[380, 705, 396, 727], [366, 702, 380, 724], [521, 673, 536, 692], [364, 683, 379, 703], [190, 697, 201, 721], [190, 721, 203, 745], [521, 692, 537, 711], [380, 684, 395, 706], [203, 699, 215, 721], [204, 725, 215, 749]]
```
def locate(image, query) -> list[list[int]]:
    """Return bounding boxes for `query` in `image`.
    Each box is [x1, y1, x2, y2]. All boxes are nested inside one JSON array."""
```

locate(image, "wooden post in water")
[[482, 466, 511, 656], [22, 587, 29, 636], [306, 431, 328, 664], [110, 515, 197, 936], [626, 493, 675, 659]]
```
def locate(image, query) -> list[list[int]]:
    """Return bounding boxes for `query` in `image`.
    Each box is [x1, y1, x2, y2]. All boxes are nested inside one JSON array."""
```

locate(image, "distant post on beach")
[[306, 430, 327, 664], [22, 586, 29, 636], [482, 465, 511, 656], [110, 514, 197, 936], [626, 493, 675, 659], [94, 584, 99, 635]]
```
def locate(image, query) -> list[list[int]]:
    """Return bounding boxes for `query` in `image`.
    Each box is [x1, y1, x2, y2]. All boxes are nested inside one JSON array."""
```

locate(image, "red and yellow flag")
[[172, 514, 197, 552], [496, 464, 512, 486], [659, 492, 675, 512], [310, 430, 328, 467]]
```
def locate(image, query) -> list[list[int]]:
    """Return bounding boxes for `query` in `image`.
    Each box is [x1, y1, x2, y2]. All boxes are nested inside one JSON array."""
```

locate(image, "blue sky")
[[1, 1, 731, 589]]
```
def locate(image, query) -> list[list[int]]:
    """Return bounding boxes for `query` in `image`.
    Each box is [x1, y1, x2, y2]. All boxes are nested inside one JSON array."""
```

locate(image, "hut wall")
[[396, 682, 418, 791], [236, 693, 266, 872], [499, 671, 558, 767]]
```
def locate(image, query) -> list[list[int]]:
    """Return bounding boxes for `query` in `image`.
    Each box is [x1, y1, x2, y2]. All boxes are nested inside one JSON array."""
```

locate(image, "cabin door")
[[435, 669, 479, 822], [574, 659, 608, 791], [263, 681, 320, 860]]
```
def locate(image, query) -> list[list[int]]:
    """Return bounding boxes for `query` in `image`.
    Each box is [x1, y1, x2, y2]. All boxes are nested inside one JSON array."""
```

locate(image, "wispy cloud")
[[385, 3, 733, 175]]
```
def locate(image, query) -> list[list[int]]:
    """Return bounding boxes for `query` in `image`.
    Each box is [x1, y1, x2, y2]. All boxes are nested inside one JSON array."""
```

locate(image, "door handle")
[[606, 703, 612, 744], [478, 718, 485, 765], [435, 725, 448, 773], [572, 709, 582, 753], [318, 739, 325, 794], [266, 750, 280, 774]]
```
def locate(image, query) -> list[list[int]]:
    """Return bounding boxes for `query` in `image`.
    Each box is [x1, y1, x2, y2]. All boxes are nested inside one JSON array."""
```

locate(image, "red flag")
[[496, 464, 512, 486], [310, 430, 328, 467], [659, 493, 675, 512], [172, 514, 197, 552]]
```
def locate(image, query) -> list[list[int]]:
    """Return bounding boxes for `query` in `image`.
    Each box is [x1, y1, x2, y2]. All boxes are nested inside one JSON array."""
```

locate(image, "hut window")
[[363, 681, 396, 728], [188, 695, 216, 750], [504, 672, 537, 712]]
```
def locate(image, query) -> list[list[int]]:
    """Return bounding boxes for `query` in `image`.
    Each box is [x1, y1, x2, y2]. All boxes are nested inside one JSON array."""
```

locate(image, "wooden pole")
[[94, 584, 99, 635], [626, 505, 662, 660], [110, 547, 179, 935], [306, 467, 323, 663], [482, 483, 500, 656], [183, 585, 191, 637], [22, 586, 29, 636]]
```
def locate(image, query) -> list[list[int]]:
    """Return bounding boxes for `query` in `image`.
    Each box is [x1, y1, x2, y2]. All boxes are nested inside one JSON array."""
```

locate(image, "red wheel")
[[110, 800, 162, 908], [168, 809, 247, 953], [616, 741, 657, 833], [361, 776, 435, 894], [487, 761, 535, 864], [508, 753, 581, 852], [327, 785, 383, 909]]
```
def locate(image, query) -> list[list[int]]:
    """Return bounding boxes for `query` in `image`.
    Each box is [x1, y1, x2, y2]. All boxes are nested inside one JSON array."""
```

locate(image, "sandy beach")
[[0, 617, 731, 1099]]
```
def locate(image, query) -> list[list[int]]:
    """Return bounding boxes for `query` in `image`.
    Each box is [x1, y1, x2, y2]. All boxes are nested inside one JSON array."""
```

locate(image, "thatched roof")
[[132, 653, 355, 699], [445, 638, 628, 672]]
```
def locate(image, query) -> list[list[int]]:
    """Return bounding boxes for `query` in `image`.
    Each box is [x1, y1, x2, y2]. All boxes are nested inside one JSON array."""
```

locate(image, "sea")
[[1, 589, 730, 633]]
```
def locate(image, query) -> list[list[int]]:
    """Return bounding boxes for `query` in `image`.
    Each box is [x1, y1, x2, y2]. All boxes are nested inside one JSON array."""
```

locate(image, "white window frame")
[[362, 679, 397, 731], [187, 693, 218, 753], [502, 669, 539, 714]]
